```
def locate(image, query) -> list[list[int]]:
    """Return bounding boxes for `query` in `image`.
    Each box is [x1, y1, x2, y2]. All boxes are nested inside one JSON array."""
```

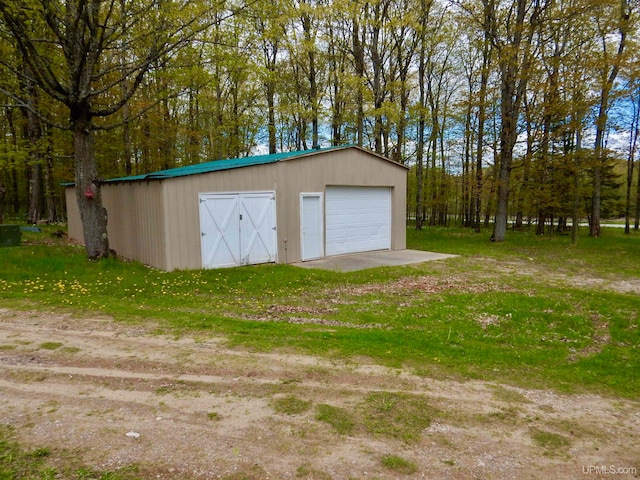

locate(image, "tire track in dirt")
[[1, 309, 638, 479]]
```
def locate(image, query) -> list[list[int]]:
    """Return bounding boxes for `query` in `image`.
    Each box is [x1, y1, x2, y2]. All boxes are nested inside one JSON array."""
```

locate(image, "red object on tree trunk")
[[84, 186, 94, 200]]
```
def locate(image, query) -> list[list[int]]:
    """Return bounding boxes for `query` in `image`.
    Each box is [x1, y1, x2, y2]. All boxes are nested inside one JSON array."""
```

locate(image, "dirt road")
[[0, 308, 638, 479]]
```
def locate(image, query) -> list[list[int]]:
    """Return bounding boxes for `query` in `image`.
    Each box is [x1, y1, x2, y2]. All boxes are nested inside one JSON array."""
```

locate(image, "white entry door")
[[325, 186, 391, 256], [300, 193, 324, 261], [199, 192, 277, 268]]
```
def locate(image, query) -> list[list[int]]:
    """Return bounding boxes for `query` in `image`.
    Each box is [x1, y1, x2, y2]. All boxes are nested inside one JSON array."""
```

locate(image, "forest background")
[[0, 0, 639, 250]]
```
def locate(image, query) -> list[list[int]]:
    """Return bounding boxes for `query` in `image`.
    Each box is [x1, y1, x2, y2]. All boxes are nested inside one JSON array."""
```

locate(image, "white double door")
[[199, 192, 277, 268]]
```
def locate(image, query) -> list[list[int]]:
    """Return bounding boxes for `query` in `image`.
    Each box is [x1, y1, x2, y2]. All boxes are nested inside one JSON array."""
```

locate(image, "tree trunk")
[[624, 85, 639, 234], [636, 156, 640, 230], [122, 57, 133, 175], [301, 9, 319, 149], [591, 107, 605, 238], [6, 107, 21, 216], [462, 96, 472, 227], [24, 110, 43, 223], [415, 4, 428, 230], [267, 82, 277, 154], [27, 159, 43, 224], [474, 0, 492, 233], [72, 108, 109, 259], [370, 7, 385, 155], [0, 183, 5, 224], [493, 73, 519, 241], [19, 64, 44, 224], [624, 139, 636, 235], [571, 129, 582, 246], [352, 16, 365, 147], [492, 151, 512, 241], [44, 143, 57, 223], [591, 0, 629, 237], [489, 0, 539, 242], [415, 127, 425, 230], [571, 166, 580, 245]]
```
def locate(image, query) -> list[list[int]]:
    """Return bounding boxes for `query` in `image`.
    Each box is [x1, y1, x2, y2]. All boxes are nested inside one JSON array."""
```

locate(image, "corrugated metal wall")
[[106, 181, 165, 269], [66, 182, 166, 269]]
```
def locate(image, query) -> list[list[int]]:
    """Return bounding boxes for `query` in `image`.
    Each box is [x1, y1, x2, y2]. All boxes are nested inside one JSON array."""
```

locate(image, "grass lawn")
[[1, 224, 639, 399]]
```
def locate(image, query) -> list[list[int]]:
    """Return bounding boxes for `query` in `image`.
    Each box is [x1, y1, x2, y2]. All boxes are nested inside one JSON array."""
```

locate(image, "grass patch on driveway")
[[1, 225, 639, 399]]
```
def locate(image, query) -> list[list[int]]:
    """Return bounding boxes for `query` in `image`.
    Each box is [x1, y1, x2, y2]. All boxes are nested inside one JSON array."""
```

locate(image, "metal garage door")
[[325, 186, 391, 256], [199, 192, 277, 268]]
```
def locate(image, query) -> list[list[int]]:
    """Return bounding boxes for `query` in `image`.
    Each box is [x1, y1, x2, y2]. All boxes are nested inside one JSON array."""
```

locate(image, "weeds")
[[381, 454, 418, 474], [38, 342, 64, 350], [314, 392, 434, 443], [0, 425, 140, 479], [362, 392, 434, 443], [272, 396, 312, 415], [530, 427, 572, 456], [316, 404, 355, 435]]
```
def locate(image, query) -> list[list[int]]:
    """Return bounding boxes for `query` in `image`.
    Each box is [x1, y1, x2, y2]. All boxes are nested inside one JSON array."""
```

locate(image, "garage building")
[[65, 145, 408, 271]]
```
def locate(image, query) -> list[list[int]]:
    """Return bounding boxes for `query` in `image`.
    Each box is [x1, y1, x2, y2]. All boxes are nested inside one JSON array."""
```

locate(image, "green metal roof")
[[105, 145, 350, 184]]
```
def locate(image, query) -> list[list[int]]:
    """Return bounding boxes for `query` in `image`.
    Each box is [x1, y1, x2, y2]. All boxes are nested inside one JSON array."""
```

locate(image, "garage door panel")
[[326, 186, 391, 256]]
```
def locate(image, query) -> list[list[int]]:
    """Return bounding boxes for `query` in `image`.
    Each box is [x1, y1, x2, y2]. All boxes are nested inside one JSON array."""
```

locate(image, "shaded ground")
[[0, 308, 638, 479]]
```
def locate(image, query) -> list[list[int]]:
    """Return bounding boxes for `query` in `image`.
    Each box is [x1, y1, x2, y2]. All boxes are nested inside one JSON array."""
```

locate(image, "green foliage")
[[1, 0, 637, 234]]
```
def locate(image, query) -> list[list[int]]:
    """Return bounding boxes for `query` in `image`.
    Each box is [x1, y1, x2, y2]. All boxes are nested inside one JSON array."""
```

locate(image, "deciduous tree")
[[0, 0, 221, 258]]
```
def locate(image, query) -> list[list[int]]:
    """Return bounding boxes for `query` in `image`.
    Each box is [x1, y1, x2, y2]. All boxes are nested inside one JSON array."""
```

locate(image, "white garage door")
[[325, 186, 391, 256], [199, 192, 277, 268]]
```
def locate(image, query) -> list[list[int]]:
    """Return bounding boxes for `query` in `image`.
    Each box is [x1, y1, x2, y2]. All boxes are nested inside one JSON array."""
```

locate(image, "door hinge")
[[201, 232, 206, 237]]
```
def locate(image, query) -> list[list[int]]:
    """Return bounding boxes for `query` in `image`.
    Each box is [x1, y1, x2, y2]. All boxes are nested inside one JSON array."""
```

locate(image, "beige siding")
[[66, 146, 407, 271], [105, 182, 165, 269], [65, 187, 83, 243], [66, 183, 166, 269], [161, 163, 281, 271], [160, 148, 406, 270], [275, 148, 407, 264]]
